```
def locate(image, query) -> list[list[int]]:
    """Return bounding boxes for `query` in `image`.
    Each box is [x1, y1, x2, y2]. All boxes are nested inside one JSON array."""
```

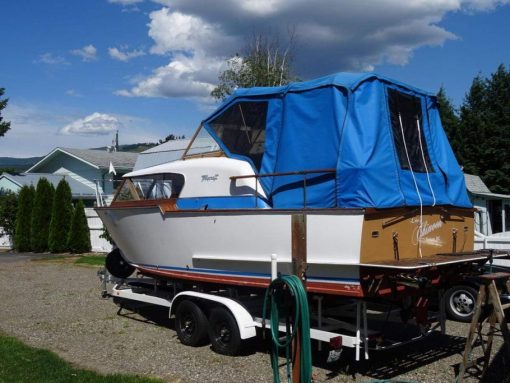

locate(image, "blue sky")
[[1, 0, 509, 157]]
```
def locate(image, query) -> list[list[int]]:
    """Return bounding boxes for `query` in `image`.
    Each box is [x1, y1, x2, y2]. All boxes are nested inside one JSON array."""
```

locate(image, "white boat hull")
[[97, 207, 366, 296]]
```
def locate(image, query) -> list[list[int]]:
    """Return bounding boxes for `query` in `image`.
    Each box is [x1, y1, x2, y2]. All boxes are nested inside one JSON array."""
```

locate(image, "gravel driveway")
[[0, 252, 508, 382]]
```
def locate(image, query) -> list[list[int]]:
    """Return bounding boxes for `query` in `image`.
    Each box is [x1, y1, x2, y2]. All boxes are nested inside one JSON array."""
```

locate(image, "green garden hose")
[[263, 274, 312, 383]]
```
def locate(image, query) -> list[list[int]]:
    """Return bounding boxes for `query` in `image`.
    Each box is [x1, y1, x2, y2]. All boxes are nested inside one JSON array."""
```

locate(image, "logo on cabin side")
[[201, 174, 219, 182], [410, 218, 444, 246]]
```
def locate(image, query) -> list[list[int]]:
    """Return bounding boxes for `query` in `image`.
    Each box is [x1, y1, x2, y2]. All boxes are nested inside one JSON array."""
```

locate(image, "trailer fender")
[[169, 291, 257, 340]]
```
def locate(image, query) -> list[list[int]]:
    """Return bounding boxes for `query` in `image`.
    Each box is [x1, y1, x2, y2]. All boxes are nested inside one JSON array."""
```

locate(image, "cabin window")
[[208, 101, 268, 170], [113, 174, 185, 202], [388, 89, 434, 173]]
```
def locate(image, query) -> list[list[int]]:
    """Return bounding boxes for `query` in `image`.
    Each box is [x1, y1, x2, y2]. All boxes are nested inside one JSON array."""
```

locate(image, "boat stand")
[[455, 272, 510, 383]]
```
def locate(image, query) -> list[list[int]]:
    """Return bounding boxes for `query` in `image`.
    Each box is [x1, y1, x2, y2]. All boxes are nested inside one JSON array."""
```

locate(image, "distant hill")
[[92, 143, 158, 153], [0, 156, 42, 172]]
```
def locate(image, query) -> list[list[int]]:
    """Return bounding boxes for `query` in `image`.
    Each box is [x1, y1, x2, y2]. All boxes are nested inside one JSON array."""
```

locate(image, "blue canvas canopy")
[[200, 72, 471, 209]]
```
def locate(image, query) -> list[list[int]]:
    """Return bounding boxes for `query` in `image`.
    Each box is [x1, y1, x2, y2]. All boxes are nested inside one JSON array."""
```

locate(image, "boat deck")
[[360, 249, 509, 269]]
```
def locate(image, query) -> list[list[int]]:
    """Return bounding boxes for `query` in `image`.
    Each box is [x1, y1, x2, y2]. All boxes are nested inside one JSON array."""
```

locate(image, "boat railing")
[[230, 168, 336, 208]]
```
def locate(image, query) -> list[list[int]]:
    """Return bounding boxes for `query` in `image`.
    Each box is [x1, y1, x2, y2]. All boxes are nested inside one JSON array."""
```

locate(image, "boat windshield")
[[114, 173, 185, 202], [183, 125, 222, 158]]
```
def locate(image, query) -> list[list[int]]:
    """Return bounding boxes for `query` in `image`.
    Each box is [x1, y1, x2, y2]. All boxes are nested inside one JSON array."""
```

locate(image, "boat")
[[96, 72, 508, 298]]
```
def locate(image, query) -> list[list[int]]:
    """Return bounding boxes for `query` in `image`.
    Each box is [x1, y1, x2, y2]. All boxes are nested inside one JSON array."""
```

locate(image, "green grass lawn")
[[74, 255, 106, 266], [0, 333, 163, 383]]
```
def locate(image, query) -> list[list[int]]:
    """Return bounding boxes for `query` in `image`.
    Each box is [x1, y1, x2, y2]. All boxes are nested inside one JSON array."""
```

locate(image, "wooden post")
[[291, 213, 307, 383]]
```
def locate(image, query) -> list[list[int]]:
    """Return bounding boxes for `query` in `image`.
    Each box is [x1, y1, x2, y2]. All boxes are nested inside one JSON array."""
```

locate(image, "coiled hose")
[[263, 274, 312, 383]]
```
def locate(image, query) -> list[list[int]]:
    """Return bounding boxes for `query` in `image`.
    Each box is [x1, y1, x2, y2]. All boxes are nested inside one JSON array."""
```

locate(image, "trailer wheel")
[[208, 307, 241, 356], [444, 285, 478, 322], [175, 300, 209, 347], [105, 248, 135, 279]]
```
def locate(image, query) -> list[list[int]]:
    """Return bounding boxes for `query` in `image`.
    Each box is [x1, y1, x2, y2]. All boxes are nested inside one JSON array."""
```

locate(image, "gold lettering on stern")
[[410, 217, 444, 247]]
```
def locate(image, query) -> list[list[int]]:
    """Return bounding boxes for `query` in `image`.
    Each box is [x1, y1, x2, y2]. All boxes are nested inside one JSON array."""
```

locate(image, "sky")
[[1, 0, 509, 158]]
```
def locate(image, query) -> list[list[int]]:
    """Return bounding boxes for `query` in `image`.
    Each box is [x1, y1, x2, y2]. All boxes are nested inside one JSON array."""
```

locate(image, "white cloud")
[[60, 113, 122, 135], [108, 46, 145, 61], [116, 52, 223, 98], [118, 0, 510, 100], [36, 53, 69, 65], [70, 45, 97, 62], [0, 104, 164, 157]]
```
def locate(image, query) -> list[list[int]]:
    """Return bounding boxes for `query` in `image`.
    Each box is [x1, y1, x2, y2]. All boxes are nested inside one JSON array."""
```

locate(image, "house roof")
[[464, 174, 510, 200], [0, 172, 96, 198], [464, 174, 492, 194], [27, 147, 138, 172], [133, 139, 190, 171]]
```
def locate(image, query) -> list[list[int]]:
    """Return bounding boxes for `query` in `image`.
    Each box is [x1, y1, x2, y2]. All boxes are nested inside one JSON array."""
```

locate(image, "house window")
[[388, 88, 434, 173], [208, 101, 268, 170]]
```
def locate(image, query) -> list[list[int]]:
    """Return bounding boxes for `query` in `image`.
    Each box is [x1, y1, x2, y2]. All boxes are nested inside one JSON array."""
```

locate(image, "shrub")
[[48, 179, 73, 253], [13, 185, 34, 251], [67, 200, 91, 253], [30, 178, 54, 252]]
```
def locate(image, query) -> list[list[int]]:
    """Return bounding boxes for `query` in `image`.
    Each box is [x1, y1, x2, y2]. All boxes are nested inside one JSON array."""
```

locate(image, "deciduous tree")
[[211, 33, 298, 101]]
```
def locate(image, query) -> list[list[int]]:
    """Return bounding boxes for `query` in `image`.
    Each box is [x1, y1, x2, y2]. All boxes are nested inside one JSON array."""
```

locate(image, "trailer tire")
[[444, 285, 478, 322], [175, 300, 209, 347], [208, 307, 241, 356], [105, 248, 135, 279]]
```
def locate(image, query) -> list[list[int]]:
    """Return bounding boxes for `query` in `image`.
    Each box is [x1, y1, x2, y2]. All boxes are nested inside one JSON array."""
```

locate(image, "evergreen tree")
[[0, 88, 10, 137], [436, 86, 462, 163], [30, 178, 54, 252], [67, 199, 91, 253], [459, 64, 510, 193], [0, 189, 18, 239], [13, 185, 35, 251], [48, 179, 73, 253]]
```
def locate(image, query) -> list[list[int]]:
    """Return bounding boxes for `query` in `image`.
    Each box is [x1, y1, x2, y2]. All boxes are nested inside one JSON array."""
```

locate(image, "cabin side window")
[[388, 88, 434, 173], [113, 173, 185, 202], [208, 101, 268, 170]]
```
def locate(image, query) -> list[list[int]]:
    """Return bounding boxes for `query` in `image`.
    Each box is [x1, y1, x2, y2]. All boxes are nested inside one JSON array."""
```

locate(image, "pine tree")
[[30, 178, 54, 252], [436, 86, 462, 163], [48, 179, 73, 253], [67, 199, 91, 253], [458, 64, 510, 193], [13, 185, 34, 251]]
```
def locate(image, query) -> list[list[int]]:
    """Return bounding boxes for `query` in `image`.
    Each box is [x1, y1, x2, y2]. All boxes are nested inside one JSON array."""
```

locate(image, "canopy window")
[[388, 88, 434, 173], [208, 101, 268, 170]]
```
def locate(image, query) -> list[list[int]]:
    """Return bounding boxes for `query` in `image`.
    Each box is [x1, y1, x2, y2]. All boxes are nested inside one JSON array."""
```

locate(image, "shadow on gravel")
[[111, 297, 265, 357], [318, 332, 468, 381]]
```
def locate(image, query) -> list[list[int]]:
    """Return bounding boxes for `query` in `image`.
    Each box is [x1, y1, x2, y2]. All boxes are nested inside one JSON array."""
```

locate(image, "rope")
[[262, 274, 312, 383], [416, 118, 436, 206], [398, 113, 424, 258]]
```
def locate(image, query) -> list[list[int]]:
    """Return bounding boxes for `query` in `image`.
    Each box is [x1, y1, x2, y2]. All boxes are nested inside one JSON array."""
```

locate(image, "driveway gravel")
[[0, 252, 508, 382]]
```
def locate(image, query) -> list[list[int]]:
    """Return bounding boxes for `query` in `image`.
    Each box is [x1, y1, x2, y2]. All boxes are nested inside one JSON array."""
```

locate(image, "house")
[[27, 147, 138, 200], [0, 147, 138, 252], [0, 172, 97, 200], [464, 174, 510, 236]]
